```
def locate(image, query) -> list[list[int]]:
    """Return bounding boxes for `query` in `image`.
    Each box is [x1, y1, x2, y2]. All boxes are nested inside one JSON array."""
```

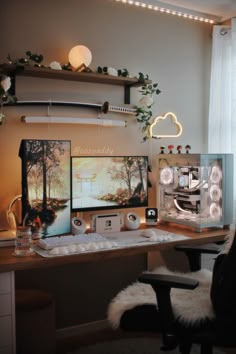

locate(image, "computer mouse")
[[142, 229, 156, 238]]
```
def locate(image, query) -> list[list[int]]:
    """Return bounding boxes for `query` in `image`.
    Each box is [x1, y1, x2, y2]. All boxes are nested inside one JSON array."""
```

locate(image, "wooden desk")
[[0, 224, 230, 354], [0, 224, 230, 273]]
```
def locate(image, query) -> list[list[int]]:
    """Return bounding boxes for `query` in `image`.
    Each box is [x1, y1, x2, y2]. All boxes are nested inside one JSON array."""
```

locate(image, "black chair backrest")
[[211, 230, 236, 339]]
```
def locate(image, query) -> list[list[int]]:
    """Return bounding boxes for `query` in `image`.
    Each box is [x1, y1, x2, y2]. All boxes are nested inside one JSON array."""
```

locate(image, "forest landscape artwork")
[[71, 156, 148, 211], [19, 139, 71, 238]]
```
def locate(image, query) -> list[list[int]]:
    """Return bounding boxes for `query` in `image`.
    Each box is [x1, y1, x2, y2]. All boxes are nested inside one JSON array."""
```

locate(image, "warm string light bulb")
[[115, 0, 216, 24]]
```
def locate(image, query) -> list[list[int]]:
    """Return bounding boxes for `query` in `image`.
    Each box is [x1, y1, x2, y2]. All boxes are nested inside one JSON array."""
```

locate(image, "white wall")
[[0, 0, 212, 228], [0, 0, 214, 327]]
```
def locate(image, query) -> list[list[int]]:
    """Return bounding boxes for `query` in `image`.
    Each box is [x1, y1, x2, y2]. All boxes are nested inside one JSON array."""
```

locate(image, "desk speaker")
[[124, 212, 141, 230], [71, 217, 86, 234]]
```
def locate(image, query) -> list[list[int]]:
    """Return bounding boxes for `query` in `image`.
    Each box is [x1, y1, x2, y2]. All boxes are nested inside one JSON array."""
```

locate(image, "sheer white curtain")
[[208, 18, 236, 209]]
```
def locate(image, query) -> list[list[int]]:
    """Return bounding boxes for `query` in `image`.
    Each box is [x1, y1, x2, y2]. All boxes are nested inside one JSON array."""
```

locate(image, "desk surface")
[[0, 224, 230, 273]]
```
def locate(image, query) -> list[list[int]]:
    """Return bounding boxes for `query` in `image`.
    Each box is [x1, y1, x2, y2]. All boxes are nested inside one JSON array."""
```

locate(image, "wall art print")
[[19, 139, 71, 238]]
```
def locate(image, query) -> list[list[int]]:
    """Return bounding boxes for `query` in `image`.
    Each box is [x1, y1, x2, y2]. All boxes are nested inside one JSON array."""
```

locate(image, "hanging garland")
[[97, 66, 161, 140]]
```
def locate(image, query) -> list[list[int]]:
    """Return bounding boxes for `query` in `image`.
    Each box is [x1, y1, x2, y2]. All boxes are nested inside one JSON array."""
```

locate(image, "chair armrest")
[[138, 272, 199, 349], [138, 273, 199, 290], [175, 243, 221, 254], [175, 243, 221, 272]]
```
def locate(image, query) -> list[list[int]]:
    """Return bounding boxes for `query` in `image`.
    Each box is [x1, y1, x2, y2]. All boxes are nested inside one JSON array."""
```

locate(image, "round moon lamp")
[[68, 45, 92, 72]]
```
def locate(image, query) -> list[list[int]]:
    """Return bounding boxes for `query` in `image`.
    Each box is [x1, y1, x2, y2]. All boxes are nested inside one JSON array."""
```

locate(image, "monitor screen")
[[71, 156, 148, 212]]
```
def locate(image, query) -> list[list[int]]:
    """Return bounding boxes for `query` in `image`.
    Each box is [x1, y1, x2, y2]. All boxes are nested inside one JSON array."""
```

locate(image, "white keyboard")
[[35, 229, 189, 258], [38, 233, 108, 250], [103, 229, 189, 246]]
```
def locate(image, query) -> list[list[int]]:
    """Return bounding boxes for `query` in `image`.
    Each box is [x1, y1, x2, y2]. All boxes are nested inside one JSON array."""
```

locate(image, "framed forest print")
[[19, 139, 71, 239]]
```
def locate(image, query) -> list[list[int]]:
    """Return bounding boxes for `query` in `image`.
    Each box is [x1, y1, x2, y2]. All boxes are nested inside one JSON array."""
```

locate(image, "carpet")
[[67, 337, 226, 354]]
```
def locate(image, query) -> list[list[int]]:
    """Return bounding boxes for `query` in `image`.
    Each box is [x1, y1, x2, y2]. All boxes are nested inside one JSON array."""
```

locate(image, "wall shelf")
[[0, 64, 151, 104]]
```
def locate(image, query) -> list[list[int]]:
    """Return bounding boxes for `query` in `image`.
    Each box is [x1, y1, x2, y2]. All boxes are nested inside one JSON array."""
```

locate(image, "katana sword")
[[15, 100, 137, 115]]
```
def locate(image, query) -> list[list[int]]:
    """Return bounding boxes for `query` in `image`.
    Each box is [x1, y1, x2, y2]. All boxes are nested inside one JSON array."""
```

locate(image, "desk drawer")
[[0, 316, 12, 347], [0, 294, 11, 316], [0, 272, 15, 354], [0, 272, 11, 294], [0, 346, 12, 354]]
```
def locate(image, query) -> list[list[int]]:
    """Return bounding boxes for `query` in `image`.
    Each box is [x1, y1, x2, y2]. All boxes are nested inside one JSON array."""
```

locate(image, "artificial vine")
[[96, 66, 161, 141], [0, 76, 17, 105], [136, 81, 161, 141]]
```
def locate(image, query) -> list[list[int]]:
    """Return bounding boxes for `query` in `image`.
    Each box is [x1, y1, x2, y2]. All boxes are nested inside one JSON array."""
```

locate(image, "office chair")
[[138, 232, 236, 354], [108, 242, 221, 335]]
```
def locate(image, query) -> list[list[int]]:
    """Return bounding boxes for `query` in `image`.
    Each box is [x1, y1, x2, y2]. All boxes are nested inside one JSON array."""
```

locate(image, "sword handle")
[[102, 101, 136, 115]]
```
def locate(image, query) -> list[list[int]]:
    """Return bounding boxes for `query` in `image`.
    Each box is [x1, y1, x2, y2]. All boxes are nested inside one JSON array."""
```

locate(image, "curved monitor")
[[71, 156, 148, 212]]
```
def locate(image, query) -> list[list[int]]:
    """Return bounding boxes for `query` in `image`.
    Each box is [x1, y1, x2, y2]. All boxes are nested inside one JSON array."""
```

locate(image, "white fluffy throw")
[[107, 267, 214, 329]]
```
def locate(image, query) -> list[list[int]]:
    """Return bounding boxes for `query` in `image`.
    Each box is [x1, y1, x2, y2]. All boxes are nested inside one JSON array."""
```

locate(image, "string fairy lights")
[[115, 0, 220, 24]]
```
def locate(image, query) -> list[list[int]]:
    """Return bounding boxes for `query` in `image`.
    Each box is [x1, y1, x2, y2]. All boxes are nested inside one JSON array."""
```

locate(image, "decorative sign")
[[148, 112, 183, 138]]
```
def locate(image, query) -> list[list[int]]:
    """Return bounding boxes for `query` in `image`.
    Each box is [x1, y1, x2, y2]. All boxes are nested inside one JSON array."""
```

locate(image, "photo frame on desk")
[[19, 139, 71, 239]]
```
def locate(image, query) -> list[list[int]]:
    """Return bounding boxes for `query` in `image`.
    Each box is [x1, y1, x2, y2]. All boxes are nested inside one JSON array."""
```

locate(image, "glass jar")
[[14, 226, 34, 256]]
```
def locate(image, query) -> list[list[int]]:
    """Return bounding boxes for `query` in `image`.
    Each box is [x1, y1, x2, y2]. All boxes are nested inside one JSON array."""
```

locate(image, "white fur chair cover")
[[108, 229, 234, 329], [107, 266, 214, 329]]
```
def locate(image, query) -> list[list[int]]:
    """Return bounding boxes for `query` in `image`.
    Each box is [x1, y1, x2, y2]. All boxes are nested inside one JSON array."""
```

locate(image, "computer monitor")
[[19, 139, 71, 239], [71, 156, 148, 212]]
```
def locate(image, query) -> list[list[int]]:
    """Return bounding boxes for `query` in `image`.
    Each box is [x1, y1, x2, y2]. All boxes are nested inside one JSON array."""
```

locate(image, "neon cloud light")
[[148, 112, 183, 138]]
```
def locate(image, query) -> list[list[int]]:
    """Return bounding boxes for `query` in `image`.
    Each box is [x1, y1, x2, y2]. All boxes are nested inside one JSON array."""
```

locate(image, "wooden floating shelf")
[[0, 64, 151, 104]]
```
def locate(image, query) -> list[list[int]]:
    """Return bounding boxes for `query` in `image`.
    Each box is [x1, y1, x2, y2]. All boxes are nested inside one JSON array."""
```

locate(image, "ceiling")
[[159, 0, 236, 22]]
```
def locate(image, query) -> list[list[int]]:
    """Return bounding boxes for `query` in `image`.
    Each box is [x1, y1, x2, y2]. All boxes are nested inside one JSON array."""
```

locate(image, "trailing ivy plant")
[[136, 73, 161, 141], [96, 68, 161, 141], [7, 51, 44, 67], [97, 66, 129, 77], [0, 75, 17, 105]]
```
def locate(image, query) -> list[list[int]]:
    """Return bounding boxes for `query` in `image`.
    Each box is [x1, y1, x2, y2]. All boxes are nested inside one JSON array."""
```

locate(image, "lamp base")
[[75, 63, 93, 73]]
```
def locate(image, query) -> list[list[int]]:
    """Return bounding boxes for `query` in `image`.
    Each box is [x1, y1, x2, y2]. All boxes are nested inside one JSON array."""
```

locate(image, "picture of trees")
[[19, 139, 71, 238], [71, 156, 148, 211]]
